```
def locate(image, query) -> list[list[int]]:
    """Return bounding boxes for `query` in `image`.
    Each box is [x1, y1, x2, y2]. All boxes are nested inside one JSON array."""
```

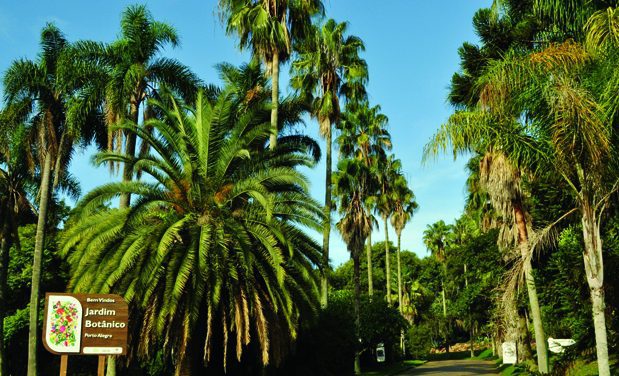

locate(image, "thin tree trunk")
[[514, 203, 548, 372], [105, 357, 116, 376], [52, 130, 66, 190], [384, 217, 391, 305], [269, 51, 280, 150], [366, 233, 373, 298], [0, 227, 9, 376], [396, 233, 402, 311], [119, 100, 139, 209], [465, 264, 474, 358], [321, 124, 332, 308], [581, 202, 610, 376], [353, 248, 361, 375], [441, 280, 448, 352], [27, 151, 53, 376]]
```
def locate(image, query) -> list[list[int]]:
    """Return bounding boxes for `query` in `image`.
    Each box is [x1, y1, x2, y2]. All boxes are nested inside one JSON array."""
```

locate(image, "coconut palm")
[[2, 24, 106, 375], [220, 0, 324, 150], [291, 18, 368, 306], [333, 157, 373, 374], [61, 90, 323, 374]]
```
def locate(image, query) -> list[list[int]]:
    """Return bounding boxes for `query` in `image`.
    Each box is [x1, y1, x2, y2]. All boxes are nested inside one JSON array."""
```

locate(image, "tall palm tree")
[[333, 158, 373, 375], [220, 0, 324, 150], [61, 90, 324, 375], [472, 36, 618, 374], [423, 220, 451, 314], [338, 102, 391, 298], [390, 174, 417, 312], [376, 155, 402, 305], [291, 18, 368, 306], [3, 24, 104, 375], [73, 5, 200, 209]]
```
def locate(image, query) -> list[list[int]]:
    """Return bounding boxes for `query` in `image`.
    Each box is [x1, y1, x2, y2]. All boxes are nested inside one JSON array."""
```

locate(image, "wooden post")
[[59, 355, 68, 376], [98, 355, 106, 376]]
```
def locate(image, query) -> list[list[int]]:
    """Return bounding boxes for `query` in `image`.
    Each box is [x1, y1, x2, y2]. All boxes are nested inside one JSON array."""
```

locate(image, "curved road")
[[397, 359, 498, 375]]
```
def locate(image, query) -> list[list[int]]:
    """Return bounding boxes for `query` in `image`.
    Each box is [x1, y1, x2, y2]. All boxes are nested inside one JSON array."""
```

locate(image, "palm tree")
[[291, 18, 368, 306], [333, 158, 373, 375], [338, 102, 391, 298], [376, 155, 402, 305], [61, 90, 324, 374], [220, 0, 324, 150], [73, 5, 200, 209], [423, 220, 452, 320], [472, 36, 618, 374], [3, 24, 104, 375], [390, 174, 417, 312]]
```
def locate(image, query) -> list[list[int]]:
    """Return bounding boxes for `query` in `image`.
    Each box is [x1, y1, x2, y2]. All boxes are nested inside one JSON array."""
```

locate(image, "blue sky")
[[0, 1, 490, 266]]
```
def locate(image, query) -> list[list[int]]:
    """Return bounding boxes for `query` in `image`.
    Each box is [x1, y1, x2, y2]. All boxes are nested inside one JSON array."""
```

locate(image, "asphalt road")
[[396, 359, 499, 375]]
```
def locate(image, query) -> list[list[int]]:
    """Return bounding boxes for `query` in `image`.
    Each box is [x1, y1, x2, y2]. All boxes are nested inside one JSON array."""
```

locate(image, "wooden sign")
[[43, 293, 129, 356]]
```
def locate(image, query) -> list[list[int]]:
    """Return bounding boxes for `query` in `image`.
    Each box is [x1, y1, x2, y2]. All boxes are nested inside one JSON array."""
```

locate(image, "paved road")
[[397, 359, 499, 375]]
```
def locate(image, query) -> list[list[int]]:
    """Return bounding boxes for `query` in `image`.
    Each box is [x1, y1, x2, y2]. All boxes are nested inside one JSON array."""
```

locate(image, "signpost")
[[42, 293, 129, 376]]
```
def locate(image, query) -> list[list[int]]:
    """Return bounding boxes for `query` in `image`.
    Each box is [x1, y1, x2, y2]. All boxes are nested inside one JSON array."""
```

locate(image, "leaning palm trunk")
[[384, 217, 391, 305], [367, 234, 373, 297], [581, 198, 610, 376], [321, 124, 332, 307], [269, 51, 280, 150], [514, 204, 548, 373], [27, 152, 53, 376]]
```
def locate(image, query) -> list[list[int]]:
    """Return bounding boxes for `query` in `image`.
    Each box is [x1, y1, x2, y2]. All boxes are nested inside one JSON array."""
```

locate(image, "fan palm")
[[376, 155, 402, 305], [390, 175, 417, 312], [423, 220, 452, 320], [338, 101, 391, 298], [2, 24, 105, 375], [291, 18, 368, 306], [61, 90, 323, 375], [220, 0, 324, 149], [333, 157, 373, 375]]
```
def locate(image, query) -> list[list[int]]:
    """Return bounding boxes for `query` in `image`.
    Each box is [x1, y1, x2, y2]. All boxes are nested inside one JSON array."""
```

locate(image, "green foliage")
[[407, 323, 434, 359]]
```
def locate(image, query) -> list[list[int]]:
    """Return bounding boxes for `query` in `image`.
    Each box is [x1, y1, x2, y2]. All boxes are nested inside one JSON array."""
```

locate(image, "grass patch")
[[360, 360, 425, 376]]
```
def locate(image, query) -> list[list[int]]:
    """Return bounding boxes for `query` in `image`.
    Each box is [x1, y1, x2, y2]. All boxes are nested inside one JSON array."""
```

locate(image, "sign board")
[[376, 343, 386, 363], [502, 341, 517, 364], [548, 338, 576, 354], [43, 293, 128, 356]]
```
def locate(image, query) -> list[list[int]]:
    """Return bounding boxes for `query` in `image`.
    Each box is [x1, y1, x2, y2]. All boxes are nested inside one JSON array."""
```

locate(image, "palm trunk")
[[366, 234, 373, 298], [384, 217, 391, 305], [321, 124, 332, 308], [513, 203, 548, 372], [441, 279, 448, 352], [52, 130, 66, 190], [119, 100, 139, 209], [0, 226, 9, 376], [581, 200, 609, 376], [27, 151, 53, 376], [353, 247, 361, 375], [465, 264, 474, 358], [396, 233, 402, 311], [269, 51, 280, 150]]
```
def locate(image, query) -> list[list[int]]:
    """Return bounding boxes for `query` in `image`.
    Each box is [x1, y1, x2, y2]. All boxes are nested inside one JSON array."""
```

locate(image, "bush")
[[407, 323, 434, 359]]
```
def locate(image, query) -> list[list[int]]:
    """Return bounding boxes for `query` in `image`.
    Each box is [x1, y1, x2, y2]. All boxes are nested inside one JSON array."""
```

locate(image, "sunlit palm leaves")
[[61, 90, 323, 373]]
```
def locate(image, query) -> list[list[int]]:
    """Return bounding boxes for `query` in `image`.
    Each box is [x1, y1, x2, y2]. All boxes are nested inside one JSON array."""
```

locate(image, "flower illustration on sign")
[[44, 295, 83, 353], [49, 300, 80, 347]]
